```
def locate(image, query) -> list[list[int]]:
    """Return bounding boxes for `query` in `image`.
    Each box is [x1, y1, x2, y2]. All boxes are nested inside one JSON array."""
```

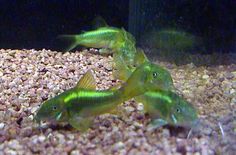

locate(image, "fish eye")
[[176, 108, 181, 113], [52, 106, 57, 110], [153, 72, 158, 78]]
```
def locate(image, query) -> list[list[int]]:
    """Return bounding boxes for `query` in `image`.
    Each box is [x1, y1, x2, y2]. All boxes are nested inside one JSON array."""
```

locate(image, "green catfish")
[[113, 50, 198, 128], [34, 62, 173, 131], [59, 27, 124, 52], [136, 90, 198, 129], [113, 49, 174, 89], [59, 24, 137, 68]]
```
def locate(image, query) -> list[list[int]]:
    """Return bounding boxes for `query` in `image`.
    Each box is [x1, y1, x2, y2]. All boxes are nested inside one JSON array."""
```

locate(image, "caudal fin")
[[57, 35, 79, 52]]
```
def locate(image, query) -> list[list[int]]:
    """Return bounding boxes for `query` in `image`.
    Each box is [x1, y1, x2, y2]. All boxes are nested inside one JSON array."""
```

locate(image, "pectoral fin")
[[147, 119, 168, 131], [68, 116, 94, 132]]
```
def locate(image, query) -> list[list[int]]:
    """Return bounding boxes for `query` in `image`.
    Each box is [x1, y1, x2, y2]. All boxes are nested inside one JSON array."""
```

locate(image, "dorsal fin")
[[76, 70, 96, 89], [134, 48, 149, 67], [92, 16, 109, 29], [112, 52, 132, 81]]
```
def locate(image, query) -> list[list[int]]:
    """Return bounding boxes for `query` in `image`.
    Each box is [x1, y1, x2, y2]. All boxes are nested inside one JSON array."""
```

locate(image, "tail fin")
[[57, 35, 79, 52], [113, 52, 132, 81]]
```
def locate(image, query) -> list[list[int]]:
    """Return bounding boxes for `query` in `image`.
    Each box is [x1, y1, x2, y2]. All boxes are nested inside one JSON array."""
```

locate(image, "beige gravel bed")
[[0, 49, 235, 155]]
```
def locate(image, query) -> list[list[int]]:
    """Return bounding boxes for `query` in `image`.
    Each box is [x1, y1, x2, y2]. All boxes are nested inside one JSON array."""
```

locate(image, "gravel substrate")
[[0, 49, 235, 155]]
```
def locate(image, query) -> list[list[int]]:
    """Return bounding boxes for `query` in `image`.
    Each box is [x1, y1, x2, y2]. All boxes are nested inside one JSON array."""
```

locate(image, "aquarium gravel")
[[0, 49, 235, 154]]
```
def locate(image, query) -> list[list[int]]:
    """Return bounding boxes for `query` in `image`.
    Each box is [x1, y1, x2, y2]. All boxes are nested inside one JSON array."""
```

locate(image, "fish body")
[[60, 26, 137, 68], [142, 29, 196, 51], [136, 90, 198, 128], [113, 49, 198, 128], [60, 27, 135, 52], [113, 49, 174, 91], [60, 27, 123, 52], [35, 62, 171, 131]]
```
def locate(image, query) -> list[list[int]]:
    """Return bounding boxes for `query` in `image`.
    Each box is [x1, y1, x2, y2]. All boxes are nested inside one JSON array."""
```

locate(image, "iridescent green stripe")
[[84, 28, 119, 36], [146, 91, 172, 103], [64, 92, 77, 103], [64, 90, 114, 103]]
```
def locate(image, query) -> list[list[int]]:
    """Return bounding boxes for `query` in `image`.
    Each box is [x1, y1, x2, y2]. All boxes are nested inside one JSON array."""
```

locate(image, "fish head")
[[34, 95, 65, 123], [142, 62, 174, 91], [169, 94, 198, 127]]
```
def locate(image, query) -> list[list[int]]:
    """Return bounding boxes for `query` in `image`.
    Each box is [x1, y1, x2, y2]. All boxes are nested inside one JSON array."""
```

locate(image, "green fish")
[[113, 49, 174, 90], [136, 90, 198, 129], [143, 29, 196, 51], [34, 61, 173, 131], [60, 24, 138, 68], [59, 27, 123, 52], [113, 50, 198, 128]]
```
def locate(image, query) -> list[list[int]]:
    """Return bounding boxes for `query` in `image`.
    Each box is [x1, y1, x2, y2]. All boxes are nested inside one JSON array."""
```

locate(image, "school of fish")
[[35, 21, 198, 131]]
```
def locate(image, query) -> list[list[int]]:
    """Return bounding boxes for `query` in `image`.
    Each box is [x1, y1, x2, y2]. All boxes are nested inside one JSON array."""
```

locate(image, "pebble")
[[136, 103, 144, 111], [56, 133, 65, 144], [8, 140, 22, 150], [30, 106, 39, 113], [230, 89, 235, 95], [113, 141, 125, 151], [71, 150, 81, 155], [125, 106, 135, 113], [0, 123, 5, 129], [5, 149, 17, 155], [202, 74, 209, 79], [38, 135, 46, 143]]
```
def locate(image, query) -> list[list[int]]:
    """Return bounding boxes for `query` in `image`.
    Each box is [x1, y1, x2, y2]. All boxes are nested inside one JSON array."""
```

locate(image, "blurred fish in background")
[[140, 28, 200, 64]]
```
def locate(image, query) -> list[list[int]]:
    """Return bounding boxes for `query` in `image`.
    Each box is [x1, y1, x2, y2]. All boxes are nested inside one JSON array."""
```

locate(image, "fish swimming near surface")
[[60, 26, 137, 68], [34, 61, 173, 131], [59, 27, 125, 52]]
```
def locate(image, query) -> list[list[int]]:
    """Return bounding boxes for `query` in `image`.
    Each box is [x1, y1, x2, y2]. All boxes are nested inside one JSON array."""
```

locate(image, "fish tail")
[[58, 35, 81, 52]]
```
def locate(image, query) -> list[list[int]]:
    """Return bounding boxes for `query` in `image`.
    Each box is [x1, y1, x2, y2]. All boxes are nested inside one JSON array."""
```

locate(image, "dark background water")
[[0, 0, 235, 55]]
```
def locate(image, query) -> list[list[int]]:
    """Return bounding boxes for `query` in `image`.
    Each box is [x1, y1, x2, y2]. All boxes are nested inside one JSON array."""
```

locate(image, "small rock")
[[71, 150, 81, 155], [56, 133, 65, 144], [137, 103, 144, 111], [225, 72, 234, 79], [133, 122, 143, 128], [21, 127, 33, 137], [125, 106, 135, 113], [113, 141, 125, 151], [202, 74, 209, 79], [0, 123, 5, 129], [162, 129, 170, 138], [8, 140, 22, 150], [38, 135, 46, 143], [31, 106, 39, 113], [67, 134, 75, 140], [230, 89, 235, 95], [5, 149, 17, 155]]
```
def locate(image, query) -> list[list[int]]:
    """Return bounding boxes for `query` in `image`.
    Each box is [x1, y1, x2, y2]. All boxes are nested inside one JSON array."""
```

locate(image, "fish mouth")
[[33, 111, 62, 123], [171, 114, 199, 128]]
